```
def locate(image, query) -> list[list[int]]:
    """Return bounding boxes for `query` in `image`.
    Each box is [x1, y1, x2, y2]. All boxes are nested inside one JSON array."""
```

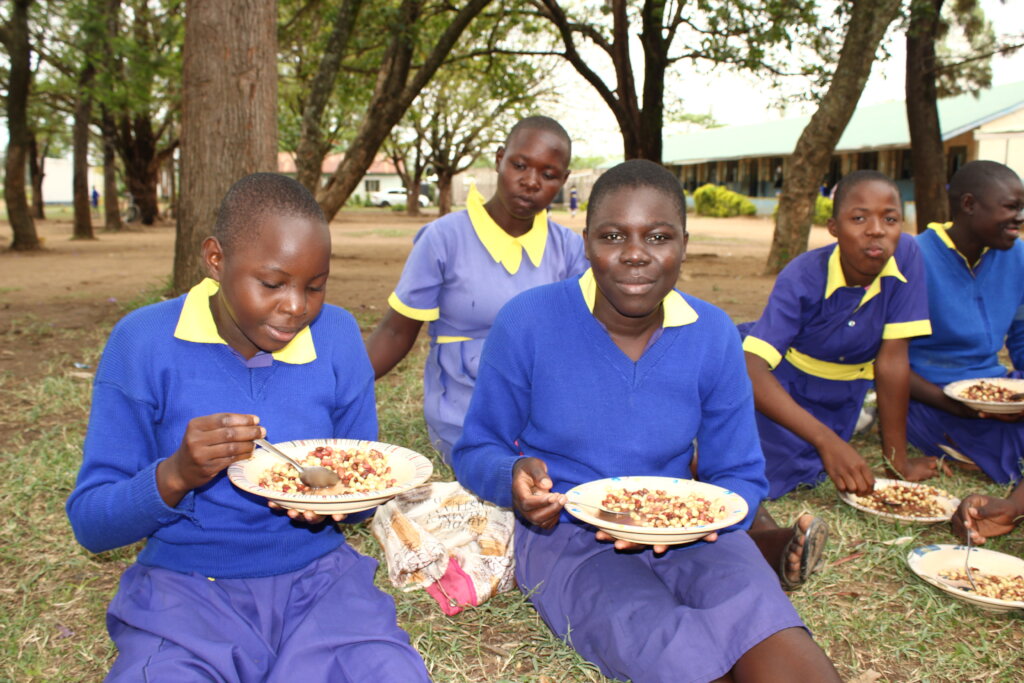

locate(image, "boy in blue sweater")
[[452, 160, 839, 683], [66, 174, 429, 681]]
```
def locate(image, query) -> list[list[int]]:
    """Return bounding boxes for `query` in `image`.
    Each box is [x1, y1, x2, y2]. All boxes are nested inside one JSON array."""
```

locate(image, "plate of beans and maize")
[[228, 438, 433, 515], [943, 377, 1024, 414], [908, 544, 1024, 613], [839, 479, 959, 523], [564, 476, 749, 546]]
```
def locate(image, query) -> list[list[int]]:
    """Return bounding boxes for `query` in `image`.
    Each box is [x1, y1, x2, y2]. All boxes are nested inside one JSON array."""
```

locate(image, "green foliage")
[[814, 195, 833, 226], [570, 155, 611, 171], [935, 0, 997, 97], [773, 194, 833, 226], [693, 184, 756, 218]]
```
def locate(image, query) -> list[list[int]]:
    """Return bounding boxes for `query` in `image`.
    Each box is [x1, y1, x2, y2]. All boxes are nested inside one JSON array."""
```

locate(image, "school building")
[[662, 81, 1024, 217], [277, 152, 406, 203]]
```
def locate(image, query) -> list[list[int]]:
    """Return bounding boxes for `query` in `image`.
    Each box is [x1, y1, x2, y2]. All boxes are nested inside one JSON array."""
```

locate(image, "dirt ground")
[[0, 208, 834, 381]]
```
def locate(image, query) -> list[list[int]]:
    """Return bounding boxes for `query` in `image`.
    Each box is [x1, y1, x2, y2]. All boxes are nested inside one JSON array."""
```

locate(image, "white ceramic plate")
[[908, 544, 1024, 613], [564, 476, 749, 546], [228, 438, 433, 515], [839, 478, 959, 523], [943, 377, 1024, 415]]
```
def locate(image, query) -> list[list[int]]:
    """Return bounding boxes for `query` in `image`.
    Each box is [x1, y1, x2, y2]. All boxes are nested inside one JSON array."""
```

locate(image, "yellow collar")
[[578, 268, 698, 327], [173, 278, 317, 364], [467, 184, 548, 275], [824, 244, 906, 309], [928, 221, 988, 269]]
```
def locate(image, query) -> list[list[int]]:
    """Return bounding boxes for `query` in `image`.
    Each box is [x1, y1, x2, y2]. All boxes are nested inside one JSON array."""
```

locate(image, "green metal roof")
[[662, 81, 1024, 165]]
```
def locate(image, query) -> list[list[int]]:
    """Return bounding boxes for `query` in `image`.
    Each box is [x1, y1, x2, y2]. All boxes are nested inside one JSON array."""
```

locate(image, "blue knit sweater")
[[66, 295, 377, 579], [451, 278, 767, 528]]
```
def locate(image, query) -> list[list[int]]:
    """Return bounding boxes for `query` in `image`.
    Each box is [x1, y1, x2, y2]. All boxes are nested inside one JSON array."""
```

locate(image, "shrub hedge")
[[693, 184, 756, 218]]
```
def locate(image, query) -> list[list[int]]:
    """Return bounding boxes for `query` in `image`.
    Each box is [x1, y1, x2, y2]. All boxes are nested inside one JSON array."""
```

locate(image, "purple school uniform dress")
[[907, 223, 1024, 483], [389, 186, 587, 459], [742, 234, 931, 499], [453, 272, 804, 683]]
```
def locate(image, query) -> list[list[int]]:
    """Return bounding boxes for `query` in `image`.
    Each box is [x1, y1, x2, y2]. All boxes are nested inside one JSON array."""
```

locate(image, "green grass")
[[1, 308, 1022, 682]]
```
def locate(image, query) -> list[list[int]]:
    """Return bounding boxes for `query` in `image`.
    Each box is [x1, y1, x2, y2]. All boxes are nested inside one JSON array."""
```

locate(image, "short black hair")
[[831, 170, 900, 218], [213, 173, 327, 252], [586, 159, 687, 231], [505, 115, 572, 159], [948, 160, 1022, 216]]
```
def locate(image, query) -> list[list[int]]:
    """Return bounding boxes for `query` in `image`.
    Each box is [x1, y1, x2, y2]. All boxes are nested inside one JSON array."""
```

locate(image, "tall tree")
[[287, 0, 364, 192], [906, 0, 949, 231], [102, 0, 182, 226], [27, 131, 46, 220], [530, 0, 817, 162], [906, 0, 1005, 231], [383, 133, 430, 217], [419, 53, 547, 215], [1, 0, 39, 251], [175, 0, 278, 293], [767, 0, 903, 272], [315, 0, 493, 221]]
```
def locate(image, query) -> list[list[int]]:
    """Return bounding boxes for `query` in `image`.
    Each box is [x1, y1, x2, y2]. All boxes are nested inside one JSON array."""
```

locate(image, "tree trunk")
[[766, 0, 902, 272], [73, 86, 96, 240], [316, 0, 492, 220], [101, 113, 123, 231], [405, 184, 421, 217], [294, 0, 363, 192], [537, 0, 666, 163], [906, 0, 949, 232], [437, 171, 453, 216], [3, 0, 39, 251], [176, 0, 278, 294], [115, 115, 172, 226], [28, 132, 47, 220]]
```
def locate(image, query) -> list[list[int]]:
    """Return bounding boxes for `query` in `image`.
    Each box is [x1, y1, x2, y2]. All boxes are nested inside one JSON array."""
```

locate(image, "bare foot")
[[779, 513, 828, 590], [783, 514, 814, 586]]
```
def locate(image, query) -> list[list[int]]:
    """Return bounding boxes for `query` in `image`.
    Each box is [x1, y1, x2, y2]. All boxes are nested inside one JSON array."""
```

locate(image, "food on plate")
[[257, 445, 397, 495], [959, 380, 1024, 403], [601, 487, 727, 528], [850, 483, 951, 518], [938, 568, 1024, 602]]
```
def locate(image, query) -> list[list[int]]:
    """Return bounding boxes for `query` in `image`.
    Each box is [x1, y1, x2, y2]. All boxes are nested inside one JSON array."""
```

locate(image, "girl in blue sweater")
[[66, 174, 428, 682], [452, 160, 839, 683]]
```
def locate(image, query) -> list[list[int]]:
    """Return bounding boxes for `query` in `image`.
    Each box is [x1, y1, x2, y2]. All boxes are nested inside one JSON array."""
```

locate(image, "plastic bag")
[[370, 481, 515, 615]]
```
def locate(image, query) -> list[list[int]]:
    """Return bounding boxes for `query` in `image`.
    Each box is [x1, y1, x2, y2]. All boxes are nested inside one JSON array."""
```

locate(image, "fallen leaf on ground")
[[828, 551, 865, 567], [847, 669, 882, 683]]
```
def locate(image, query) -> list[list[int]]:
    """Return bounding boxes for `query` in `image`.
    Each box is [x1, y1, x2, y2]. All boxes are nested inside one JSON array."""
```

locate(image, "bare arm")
[[875, 338, 938, 480], [909, 368, 978, 418], [365, 308, 424, 379], [745, 351, 874, 494]]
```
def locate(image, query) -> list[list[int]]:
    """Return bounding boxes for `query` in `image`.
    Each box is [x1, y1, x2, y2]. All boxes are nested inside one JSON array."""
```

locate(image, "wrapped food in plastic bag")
[[370, 481, 515, 615]]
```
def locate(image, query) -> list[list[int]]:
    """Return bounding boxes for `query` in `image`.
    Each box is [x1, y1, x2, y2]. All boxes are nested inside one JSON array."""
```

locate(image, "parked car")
[[371, 188, 429, 208]]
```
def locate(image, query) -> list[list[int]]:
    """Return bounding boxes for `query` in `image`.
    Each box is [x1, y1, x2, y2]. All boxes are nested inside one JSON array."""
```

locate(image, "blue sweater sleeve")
[[450, 308, 530, 508], [66, 326, 197, 553], [695, 311, 768, 529], [331, 315, 378, 442]]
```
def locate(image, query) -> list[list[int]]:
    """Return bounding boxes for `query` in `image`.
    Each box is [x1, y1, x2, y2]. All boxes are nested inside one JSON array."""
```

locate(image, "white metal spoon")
[[254, 438, 340, 489]]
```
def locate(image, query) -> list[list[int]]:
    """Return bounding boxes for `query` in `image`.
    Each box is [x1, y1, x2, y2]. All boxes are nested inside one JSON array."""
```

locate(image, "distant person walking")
[[569, 187, 579, 217], [91, 186, 100, 213]]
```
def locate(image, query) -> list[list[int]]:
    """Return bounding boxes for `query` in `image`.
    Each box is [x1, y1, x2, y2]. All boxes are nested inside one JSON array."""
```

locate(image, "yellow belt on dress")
[[785, 348, 875, 381], [436, 336, 473, 344]]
